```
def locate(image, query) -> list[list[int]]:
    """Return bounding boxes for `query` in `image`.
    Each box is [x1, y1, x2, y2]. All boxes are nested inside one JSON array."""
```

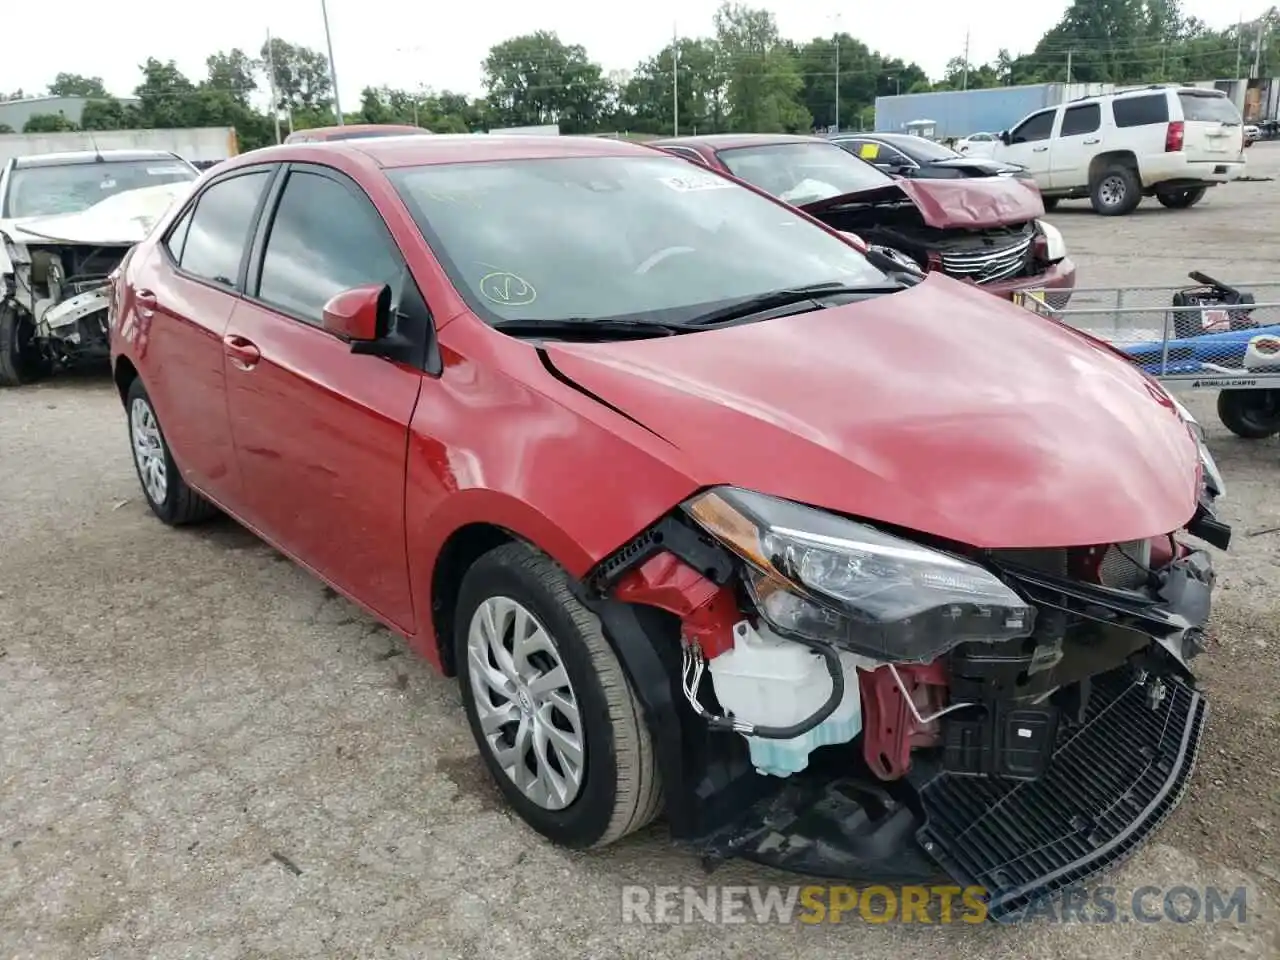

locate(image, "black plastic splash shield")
[[916, 668, 1207, 924]]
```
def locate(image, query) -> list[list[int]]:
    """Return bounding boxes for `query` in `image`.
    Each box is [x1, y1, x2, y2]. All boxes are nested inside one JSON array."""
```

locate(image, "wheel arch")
[[1088, 150, 1139, 183], [113, 355, 139, 406]]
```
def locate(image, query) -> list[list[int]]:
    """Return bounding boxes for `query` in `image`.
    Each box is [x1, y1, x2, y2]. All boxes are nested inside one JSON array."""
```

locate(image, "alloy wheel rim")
[[466, 595, 585, 810], [1100, 175, 1126, 206], [130, 397, 168, 505]]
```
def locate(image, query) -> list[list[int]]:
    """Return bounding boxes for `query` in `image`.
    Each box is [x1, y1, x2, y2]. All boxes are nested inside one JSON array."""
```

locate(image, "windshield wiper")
[[492, 317, 700, 339], [684, 280, 905, 327]]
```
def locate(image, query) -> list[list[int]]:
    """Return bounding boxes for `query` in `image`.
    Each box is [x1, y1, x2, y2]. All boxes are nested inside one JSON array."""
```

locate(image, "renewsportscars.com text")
[[620, 884, 1250, 925]]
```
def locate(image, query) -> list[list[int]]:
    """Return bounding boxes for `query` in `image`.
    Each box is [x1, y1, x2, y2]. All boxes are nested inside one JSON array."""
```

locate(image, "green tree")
[[0, 123, 13, 133], [205, 49, 259, 106], [483, 31, 610, 132], [624, 38, 727, 134], [133, 58, 200, 127], [713, 3, 811, 133], [47, 73, 108, 97], [23, 112, 78, 133], [259, 38, 333, 115], [80, 98, 129, 130]]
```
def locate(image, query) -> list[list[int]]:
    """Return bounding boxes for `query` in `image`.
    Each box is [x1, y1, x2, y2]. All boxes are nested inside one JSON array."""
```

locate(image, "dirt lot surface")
[[3, 145, 1280, 959]]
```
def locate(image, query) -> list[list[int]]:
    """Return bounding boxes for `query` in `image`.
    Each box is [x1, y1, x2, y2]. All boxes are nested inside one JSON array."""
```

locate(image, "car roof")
[[13, 149, 185, 168], [221, 133, 662, 170], [834, 133, 919, 146], [651, 133, 827, 150]]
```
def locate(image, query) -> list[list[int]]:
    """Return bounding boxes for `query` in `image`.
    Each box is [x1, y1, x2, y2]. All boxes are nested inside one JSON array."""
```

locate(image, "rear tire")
[[1217, 388, 1280, 439], [455, 541, 662, 849], [125, 377, 220, 524], [0, 304, 52, 387], [1156, 186, 1207, 209], [1041, 196, 1060, 212], [1090, 165, 1142, 216]]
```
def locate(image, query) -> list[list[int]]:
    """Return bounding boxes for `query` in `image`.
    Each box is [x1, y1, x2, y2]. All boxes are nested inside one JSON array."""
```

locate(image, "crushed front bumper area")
[[691, 665, 1206, 923]]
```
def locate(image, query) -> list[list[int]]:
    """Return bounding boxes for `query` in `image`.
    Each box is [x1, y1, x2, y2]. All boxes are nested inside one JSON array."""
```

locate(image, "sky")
[[1, 0, 1267, 111]]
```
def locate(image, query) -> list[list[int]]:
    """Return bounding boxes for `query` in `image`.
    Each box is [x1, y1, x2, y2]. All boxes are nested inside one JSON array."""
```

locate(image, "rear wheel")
[[1156, 186, 1207, 209], [1041, 196, 1060, 212], [1090, 165, 1142, 216], [0, 304, 52, 387], [1217, 388, 1280, 439], [126, 378, 220, 524], [455, 541, 662, 849]]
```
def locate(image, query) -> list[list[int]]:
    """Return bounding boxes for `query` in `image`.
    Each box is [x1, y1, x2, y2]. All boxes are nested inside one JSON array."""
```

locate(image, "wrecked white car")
[[0, 150, 199, 386]]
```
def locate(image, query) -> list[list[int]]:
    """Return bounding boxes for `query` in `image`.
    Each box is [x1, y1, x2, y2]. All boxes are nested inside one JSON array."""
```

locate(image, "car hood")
[[542, 274, 1198, 549], [924, 156, 1026, 175], [0, 181, 195, 247], [799, 176, 1045, 228]]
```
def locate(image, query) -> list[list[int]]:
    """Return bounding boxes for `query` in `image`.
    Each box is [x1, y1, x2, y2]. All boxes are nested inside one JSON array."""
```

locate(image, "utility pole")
[[1252, 17, 1267, 78], [834, 33, 841, 133], [961, 30, 970, 91], [672, 22, 679, 136], [1236, 13, 1244, 78], [266, 29, 282, 144], [1066, 49, 1073, 85], [319, 0, 343, 124]]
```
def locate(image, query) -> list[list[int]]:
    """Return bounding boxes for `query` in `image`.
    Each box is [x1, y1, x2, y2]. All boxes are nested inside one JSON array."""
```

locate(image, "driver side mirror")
[[322, 283, 392, 344], [999, 130, 1012, 145]]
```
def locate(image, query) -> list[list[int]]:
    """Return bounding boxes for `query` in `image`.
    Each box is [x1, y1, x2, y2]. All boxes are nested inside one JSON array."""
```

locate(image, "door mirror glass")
[[321, 283, 392, 342], [999, 130, 1011, 145]]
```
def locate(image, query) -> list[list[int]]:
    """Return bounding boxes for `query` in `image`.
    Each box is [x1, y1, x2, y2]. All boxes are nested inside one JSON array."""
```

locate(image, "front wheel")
[[1156, 186, 1207, 209], [455, 541, 662, 849], [1217, 388, 1280, 439], [125, 378, 220, 524], [0, 304, 52, 387], [1041, 196, 1060, 212]]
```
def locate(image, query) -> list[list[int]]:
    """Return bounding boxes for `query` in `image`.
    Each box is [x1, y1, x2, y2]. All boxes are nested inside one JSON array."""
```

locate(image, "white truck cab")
[[990, 86, 1246, 215]]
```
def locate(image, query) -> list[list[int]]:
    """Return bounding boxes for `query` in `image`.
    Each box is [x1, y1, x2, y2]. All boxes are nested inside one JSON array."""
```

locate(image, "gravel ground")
[[3, 146, 1280, 959]]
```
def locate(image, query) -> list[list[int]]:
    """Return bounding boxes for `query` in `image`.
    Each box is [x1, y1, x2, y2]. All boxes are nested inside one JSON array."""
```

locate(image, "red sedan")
[[109, 134, 1225, 919]]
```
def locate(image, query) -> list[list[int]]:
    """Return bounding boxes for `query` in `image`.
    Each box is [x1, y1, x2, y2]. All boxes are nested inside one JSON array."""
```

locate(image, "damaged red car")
[[651, 133, 1077, 308], [110, 134, 1226, 922]]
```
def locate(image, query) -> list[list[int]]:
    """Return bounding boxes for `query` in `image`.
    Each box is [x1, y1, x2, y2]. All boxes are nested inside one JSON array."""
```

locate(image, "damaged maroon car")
[[651, 133, 1076, 307], [111, 134, 1223, 923]]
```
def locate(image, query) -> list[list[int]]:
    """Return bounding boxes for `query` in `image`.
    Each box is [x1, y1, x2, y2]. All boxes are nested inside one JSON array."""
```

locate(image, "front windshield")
[[715, 142, 892, 205], [5, 159, 197, 219], [388, 154, 888, 325]]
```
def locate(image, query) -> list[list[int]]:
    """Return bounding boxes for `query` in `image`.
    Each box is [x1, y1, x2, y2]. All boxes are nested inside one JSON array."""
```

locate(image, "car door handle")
[[1032, 146, 1049, 152], [1083, 137, 1101, 144], [223, 334, 261, 370], [135, 288, 157, 317]]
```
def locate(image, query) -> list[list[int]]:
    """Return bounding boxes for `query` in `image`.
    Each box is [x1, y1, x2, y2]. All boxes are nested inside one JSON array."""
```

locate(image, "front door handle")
[[1032, 145, 1049, 152], [1083, 137, 1101, 144], [223, 334, 261, 370]]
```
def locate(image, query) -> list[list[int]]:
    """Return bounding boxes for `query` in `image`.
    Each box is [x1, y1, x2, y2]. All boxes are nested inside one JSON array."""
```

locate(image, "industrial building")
[[0, 95, 141, 132]]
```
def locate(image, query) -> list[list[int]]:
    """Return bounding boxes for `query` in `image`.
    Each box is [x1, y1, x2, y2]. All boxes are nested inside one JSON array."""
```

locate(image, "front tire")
[[1041, 196, 1060, 212], [125, 378, 220, 524], [0, 304, 52, 387], [1217, 389, 1280, 439], [455, 541, 662, 849], [1090, 165, 1142, 216], [1156, 186, 1207, 209]]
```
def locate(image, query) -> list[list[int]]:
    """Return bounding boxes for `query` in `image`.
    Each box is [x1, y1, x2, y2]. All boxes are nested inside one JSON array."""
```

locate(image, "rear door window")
[[1060, 104, 1101, 137], [178, 170, 272, 288], [1178, 92, 1242, 123], [255, 168, 404, 326], [1111, 94, 1170, 128]]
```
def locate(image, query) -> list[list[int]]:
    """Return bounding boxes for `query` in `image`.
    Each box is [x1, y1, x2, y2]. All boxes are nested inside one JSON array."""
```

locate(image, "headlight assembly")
[[683, 487, 1035, 662], [1169, 396, 1225, 500]]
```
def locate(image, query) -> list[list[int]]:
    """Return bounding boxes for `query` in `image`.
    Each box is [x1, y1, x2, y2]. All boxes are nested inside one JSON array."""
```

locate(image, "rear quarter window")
[[1111, 94, 1170, 128], [1178, 93, 1242, 123]]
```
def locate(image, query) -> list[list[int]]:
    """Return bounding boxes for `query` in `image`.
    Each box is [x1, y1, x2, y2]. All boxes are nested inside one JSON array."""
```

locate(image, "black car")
[[830, 133, 1033, 181]]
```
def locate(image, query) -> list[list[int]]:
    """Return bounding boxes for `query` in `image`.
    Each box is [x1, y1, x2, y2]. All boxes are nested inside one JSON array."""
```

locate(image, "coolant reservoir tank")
[[707, 621, 872, 777]]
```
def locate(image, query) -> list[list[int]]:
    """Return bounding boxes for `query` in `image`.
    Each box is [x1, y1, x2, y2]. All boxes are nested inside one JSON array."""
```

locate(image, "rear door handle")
[[135, 288, 157, 317], [223, 334, 261, 370]]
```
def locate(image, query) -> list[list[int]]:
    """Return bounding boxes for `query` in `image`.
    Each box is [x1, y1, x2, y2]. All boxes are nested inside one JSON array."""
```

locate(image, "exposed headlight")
[[1169, 396, 1225, 499], [683, 487, 1035, 662], [1036, 219, 1067, 262]]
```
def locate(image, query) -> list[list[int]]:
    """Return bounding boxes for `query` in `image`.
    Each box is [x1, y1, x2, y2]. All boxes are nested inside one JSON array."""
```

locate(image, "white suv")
[[990, 86, 1246, 215]]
